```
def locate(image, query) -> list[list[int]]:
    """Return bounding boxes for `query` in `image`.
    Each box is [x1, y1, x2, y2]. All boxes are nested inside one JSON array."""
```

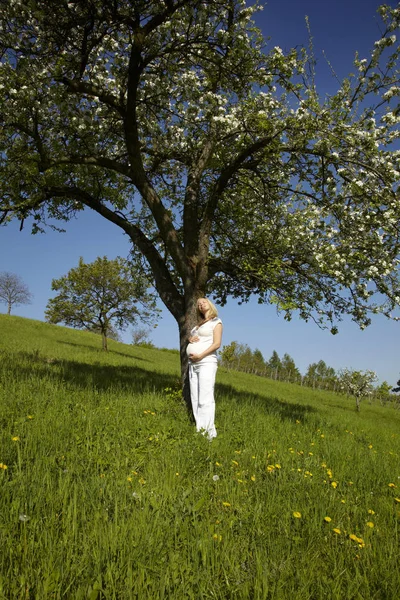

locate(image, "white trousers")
[[189, 361, 218, 439]]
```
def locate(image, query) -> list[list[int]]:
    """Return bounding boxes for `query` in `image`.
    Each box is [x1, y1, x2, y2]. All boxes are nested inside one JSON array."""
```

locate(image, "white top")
[[186, 317, 222, 364]]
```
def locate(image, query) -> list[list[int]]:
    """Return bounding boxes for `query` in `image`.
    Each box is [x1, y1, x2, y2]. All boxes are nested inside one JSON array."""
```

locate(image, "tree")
[[45, 256, 158, 350], [337, 368, 377, 411], [267, 351, 282, 380], [1, 2, 400, 392], [131, 326, 154, 346], [0, 271, 32, 315], [280, 353, 301, 383]]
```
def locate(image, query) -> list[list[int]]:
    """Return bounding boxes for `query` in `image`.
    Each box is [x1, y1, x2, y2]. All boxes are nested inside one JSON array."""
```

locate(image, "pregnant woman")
[[186, 297, 223, 439]]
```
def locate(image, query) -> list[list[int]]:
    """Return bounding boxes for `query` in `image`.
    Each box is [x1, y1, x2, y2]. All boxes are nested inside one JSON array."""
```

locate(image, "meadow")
[[0, 314, 399, 599]]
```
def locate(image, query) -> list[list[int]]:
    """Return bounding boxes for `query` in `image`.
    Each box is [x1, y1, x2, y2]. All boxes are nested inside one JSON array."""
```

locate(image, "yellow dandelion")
[[127, 476, 133, 482], [341, 499, 346, 504], [215, 462, 221, 467], [267, 465, 275, 472], [12, 436, 20, 442], [138, 478, 146, 485], [308, 452, 313, 456], [27, 415, 34, 419], [324, 516, 332, 523], [368, 509, 375, 515], [232, 460, 239, 466], [321, 462, 327, 468], [275, 464, 281, 469], [320, 434, 325, 438], [366, 521, 374, 528], [368, 444, 373, 449], [0, 463, 7, 470], [234, 450, 241, 455], [293, 511, 302, 519], [213, 534, 222, 542], [175, 472, 179, 476], [388, 483, 396, 488], [331, 481, 338, 489], [99, 473, 105, 478], [348, 481, 354, 486], [251, 475, 256, 482], [394, 498, 400, 503], [222, 502, 231, 507], [132, 470, 138, 475], [296, 420, 300, 424], [333, 528, 341, 535]]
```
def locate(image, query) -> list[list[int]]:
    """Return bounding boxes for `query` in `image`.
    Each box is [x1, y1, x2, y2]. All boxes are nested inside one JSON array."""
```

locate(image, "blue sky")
[[1, 0, 399, 386]]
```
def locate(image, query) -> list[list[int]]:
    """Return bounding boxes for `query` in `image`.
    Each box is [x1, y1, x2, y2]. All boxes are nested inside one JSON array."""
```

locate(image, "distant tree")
[[304, 360, 337, 390], [131, 326, 153, 346], [375, 380, 394, 405], [338, 368, 377, 411], [220, 341, 240, 370], [0, 271, 32, 315], [45, 256, 159, 350], [281, 353, 301, 383], [267, 351, 282, 380], [252, 348, 266, 376], [392, 378, 400, 394]]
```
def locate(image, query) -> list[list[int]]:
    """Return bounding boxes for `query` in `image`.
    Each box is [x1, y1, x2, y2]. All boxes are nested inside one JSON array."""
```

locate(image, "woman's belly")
[[186, 340, 211, 358]]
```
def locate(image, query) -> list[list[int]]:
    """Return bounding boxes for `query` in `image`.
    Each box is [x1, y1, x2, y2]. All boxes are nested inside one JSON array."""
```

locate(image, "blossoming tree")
[[1, 0, 400, 388]]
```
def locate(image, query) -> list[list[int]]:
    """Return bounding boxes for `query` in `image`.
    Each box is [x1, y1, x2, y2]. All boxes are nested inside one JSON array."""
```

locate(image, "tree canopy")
[[45, 256, 158, 350], [1, 0, 400, 380]]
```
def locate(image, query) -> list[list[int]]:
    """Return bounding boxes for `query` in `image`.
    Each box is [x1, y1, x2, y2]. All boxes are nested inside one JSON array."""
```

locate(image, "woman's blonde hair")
[[197, 297, 218, 322]]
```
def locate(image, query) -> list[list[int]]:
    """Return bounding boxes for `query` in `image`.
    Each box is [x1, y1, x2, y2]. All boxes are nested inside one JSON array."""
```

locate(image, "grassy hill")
[[0, 315, 399, 599]]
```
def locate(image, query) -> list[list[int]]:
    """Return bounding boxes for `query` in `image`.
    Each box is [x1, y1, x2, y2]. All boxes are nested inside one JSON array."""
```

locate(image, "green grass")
[[0, 314, 399, 599]]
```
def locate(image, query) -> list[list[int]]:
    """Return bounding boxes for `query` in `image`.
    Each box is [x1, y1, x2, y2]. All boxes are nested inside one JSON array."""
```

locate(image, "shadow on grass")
[[57, 340, 148, 362], [216, 382, 317, 423], [5, 350, 316, 423]]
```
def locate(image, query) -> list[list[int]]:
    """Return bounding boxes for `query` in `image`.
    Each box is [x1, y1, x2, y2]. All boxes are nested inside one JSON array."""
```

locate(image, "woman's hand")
[[188, 335, 200, 343], [189, 352, 201, 362]]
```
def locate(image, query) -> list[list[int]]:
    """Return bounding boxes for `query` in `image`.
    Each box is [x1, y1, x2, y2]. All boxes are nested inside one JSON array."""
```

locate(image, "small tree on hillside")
[[338, 368, 377, 411], [45, 256, 159, 350], [0, 271, 32, 315]]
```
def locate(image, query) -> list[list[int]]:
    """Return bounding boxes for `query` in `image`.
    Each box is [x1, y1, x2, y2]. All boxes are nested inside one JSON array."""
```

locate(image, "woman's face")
[[197, 298, 210, 315]]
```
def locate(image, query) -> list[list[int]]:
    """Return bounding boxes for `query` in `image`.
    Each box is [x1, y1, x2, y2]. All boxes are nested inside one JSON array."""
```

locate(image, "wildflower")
[[213, 475, 220, 481], [366, 522, 374, 528], [320, 434, 325, 438], [232, 460, 239, 466], [308, 452, 313, 456], [99, 473, 105, 478], [138, 478, 146, 485], [251, 475, 256, 482], [267, 465, 275, 472], [368, 509, 375, 515], [213, 534, 222, 542], [324, 516, 332, 523], [127, 476, 133, 482], [341, 499, 346, 504], [27, 415, 34, 419], [331, 482, 338, 489], [19, 514, 30, 522], [222, 502, 231, 507], [234, 450, 241, 455], [321, 462, 327, 468], [12, 436, 20, 442], [215, 462, 221, 467], [295, 419, 300, 424], [0, 463, 7, 470], [333, 528, 341, 535], [275, 464, 281, 469], [388, 483, 396, 488], [292, 511, 302, 519], [394, 498, 400, 503]]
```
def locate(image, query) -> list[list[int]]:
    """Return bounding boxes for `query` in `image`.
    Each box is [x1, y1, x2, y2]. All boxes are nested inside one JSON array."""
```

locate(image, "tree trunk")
[[7, 301, 11, 315], [102, 331, 108, 351], [177, 291, 202, 416]]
